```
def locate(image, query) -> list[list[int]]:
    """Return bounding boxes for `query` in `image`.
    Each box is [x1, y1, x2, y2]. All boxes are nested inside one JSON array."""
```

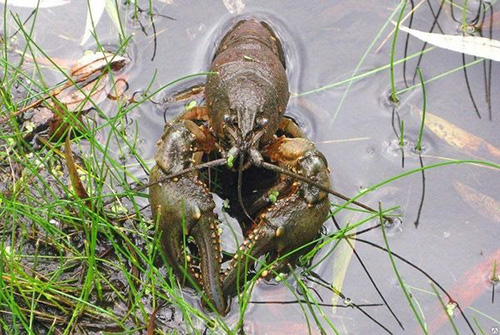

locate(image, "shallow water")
[[2, 0, 500, 334]]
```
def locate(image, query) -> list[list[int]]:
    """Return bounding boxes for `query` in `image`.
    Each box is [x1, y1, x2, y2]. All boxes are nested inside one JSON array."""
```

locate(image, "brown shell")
[[205, 19, 289, 144]]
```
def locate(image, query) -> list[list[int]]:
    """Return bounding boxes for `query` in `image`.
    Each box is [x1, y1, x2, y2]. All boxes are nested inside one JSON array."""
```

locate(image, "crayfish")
[[150, 19, 351, 315]]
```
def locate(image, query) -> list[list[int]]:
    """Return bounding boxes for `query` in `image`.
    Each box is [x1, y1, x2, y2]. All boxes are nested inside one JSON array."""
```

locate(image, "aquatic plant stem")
[[390, 0, 408, 103], [416, 67, 426, 151], [430, 283, 459, 334], [399, 120, 405, 147], [379, 202, 428, 334], [462, 0, 469, 31]]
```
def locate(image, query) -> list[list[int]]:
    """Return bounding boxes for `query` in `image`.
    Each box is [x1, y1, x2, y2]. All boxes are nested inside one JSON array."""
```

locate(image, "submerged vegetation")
[[0, 0, 499, 334]]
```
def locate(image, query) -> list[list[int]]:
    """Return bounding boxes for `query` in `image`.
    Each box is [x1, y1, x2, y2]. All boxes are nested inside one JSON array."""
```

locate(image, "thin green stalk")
[[462, 0, 469, 31], [329, 160, 500, 230], [2, 0, 8, 87], [390, 0, 407, 103], [379, 202, 428, 334], [293, 272, 329, 335], [468, 306, 500, 325], [397, 58, 484, 95], [492, 259, 498, 282], [473, 317, 487, 335], [294, 46, 434, 97], [416, 67, 426, 151], [430, 283, 459, 334], [331, 2, 404, 124], [400, 120, 405, 147], [111, 0, 127, 44]]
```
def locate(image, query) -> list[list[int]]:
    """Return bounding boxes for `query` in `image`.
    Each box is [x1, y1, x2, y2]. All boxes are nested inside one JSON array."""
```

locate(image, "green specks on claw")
[[275, 272, 287, 282], [184, 100, 197, 111], [227, 155, 235, 168], [269, 191, 279, 203]]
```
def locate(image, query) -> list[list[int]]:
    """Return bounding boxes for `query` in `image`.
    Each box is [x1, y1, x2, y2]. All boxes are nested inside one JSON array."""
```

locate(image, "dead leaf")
[[480, 10, 500, 32], [0, 0, 70, 8], [222, 0, 245, 14], [454, 181, 500, 223], [65, 132, 90, 203], [48, 98, 89, 141], [397, 22, 500, 61], [49, 101, 71, 140], [104, 0, 124, 41], [81, 0, 106, 45], [1, 51, 128, 127], [418, 108, 500, 160], [331, 233, 355, 313], [70, 51, 128, 82], [59, 77, 107, 111], [147, 305, 160, 335]]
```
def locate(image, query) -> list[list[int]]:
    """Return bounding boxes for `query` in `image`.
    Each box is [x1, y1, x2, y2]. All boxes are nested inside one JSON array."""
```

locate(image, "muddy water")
[[3, 0, 500, 334]]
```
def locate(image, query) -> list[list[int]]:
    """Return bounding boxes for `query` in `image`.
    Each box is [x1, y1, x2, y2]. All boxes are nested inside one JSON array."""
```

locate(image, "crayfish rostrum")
[[149, 19, 332, 315]]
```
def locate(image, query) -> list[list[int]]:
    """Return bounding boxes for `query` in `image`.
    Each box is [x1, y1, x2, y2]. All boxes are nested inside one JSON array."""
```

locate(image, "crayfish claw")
[[191, 215, 227, 314], [149, 119, 226, 315]]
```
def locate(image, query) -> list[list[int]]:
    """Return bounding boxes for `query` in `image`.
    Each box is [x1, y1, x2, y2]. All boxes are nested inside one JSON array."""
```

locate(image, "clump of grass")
[[2, 1, 500, 334]]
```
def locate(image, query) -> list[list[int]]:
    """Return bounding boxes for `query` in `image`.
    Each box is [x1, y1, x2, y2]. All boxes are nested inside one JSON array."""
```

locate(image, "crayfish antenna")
[[260, 161, 395, 223], [150, 158, 227, 187], [102, 158, 228, 207]]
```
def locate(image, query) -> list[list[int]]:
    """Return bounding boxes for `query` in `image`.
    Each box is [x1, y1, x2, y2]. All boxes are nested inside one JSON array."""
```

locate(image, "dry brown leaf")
[[454, 181, 500, 223], [418, 108, 500, 160], [59, 78, 107, 112], [65, 132, 90, 204], [222, 0, 245, 14], [0, 0, 69, 8], [480, 10, 500, 32], [48, 102, 71, 140], [47, 97, 89, 141], [1, 51, 128, 125], [70, 51, 128, 82], [331, 233, 355, 313], [147, 305, 160, 335]]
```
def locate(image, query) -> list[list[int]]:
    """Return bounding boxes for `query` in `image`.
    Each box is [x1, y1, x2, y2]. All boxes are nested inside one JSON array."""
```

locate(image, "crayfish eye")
[[256, 117, 268, 128]]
